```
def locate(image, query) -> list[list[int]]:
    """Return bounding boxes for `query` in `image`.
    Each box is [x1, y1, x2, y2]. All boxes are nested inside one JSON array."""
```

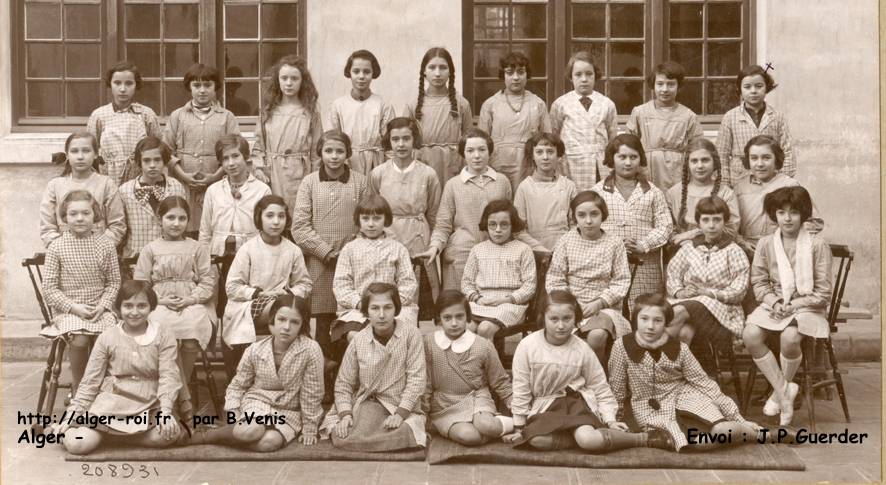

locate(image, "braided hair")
[[415, 47, 459, 121], [677, 137, 722, 229]]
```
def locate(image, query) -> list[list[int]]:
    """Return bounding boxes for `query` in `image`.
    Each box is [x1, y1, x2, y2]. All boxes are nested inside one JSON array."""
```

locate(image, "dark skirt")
[[514, 389, 603, 448], [680, 300, 733, 344]]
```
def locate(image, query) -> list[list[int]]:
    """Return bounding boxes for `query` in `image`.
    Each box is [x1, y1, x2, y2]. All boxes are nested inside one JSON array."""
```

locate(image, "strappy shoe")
[[644, 428, 676, 451]]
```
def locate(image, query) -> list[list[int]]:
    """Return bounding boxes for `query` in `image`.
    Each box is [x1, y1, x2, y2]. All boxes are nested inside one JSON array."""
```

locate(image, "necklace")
[[504, 91, 526, 114]]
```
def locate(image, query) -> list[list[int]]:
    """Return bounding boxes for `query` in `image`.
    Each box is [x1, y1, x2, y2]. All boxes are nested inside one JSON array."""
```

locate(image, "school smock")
[[162, 101, 240, 230], [461, 239, 536, 328], [198, 174, 271, 256], [423, 330, 512, 437], [665, 182, 741, 243], [550, 90, 618, 191], [478, 90, 552, 191], [625, 101, 703, 191], [666, 235, 749, 337], [608, 335, 747, 451], [87, 102, 162, 186], [513, 175, 578, 250], [252, 104, 323, 211], [41, 232, 120, 336], [369, 159, 441, 256], [118, 177, 188, 259], [134, 238, 216, 349], [404, 93, 473, 187], [69, 321, 182, 434], [746, 232, 832, 338], [222, 236, 312, 346], [510, 330, 619, 427], [546, 229, 633, 337], [291, 165, 368, 314], [330, 93, 396, 176], [39, 172, 127, 248], [734, 173, 827, 247], [225, 335, 324, 442], [716, 103, 796, 187]]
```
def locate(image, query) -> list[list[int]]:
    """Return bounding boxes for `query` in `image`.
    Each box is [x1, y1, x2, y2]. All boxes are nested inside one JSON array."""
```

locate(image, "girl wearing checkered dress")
[[608, 294, 763, 452], [743, 187, 832, 427], [546, 191, 632, 364], [423, 290, 514, 445], [503, 291, 671, 452], [461, 200, 536, 340], [39, 132, 127, 248], [550, 51, 618, 191], [118, 137, 188, 259], [134, 196, 215, 385], [666, 196, 749, 346], [592, 134, 673, 313], [292, 130, 369, 359], [188, 295, 324, 451], [331, 195, 418, 360], [224, 195, 312, 374], [42, 190, 121, 399]]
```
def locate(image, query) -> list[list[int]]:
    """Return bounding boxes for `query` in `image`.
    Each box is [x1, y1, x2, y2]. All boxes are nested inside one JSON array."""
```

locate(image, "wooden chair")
[[492, 250, 552, 367]]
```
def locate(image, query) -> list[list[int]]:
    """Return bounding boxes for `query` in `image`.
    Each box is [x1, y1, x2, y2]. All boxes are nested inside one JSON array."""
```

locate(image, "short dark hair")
[[569, 190, 608, 222], [182, 63, 221, 91], [382, 117, 422, 151], [736, 64, 778, 93], [498, 51, 532, 80], [134, 136, 172, 167], [344, 49, 381, 79], [523, 132, 565, 178], [763, 186, 814, 224], [157, 196, 190, 219], [479, 199, 524, 233], [537, 290, 583, 329], [647, 61, 685, 87], [631, 293, 674, 327], [434, 289, 472, 326], [354, 194, 393, 227], [603, 133, 647, 168], [742, 134, 785, 170], [694, 196, 731, 224], [458, 127, 494, 158], [60, 189, 102, 223], [253, 194, 291, 233], [565, 51, 602, 82], [115, 280, 158, 312], [215, 134, 250, 162], [360, 282, 401, 317], [105, 60, 143, 90], [316, 130, 353, 159], [268, 294, 312, 338]]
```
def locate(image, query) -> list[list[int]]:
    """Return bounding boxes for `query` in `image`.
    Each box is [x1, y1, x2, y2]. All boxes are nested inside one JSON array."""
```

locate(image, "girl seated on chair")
[[461, 199, 536, 340], [743, 186, 832, 426], [424, 290, 514, 445], [502, 290, 671, 452], [51, 281, 184, 455], [188, 295, 324, 451]]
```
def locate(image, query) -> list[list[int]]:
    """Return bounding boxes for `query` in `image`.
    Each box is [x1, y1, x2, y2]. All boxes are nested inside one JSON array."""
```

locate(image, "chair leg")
[[741, 365, 757, 415], [190, 366, 201, 412], [35, 338, 60, 416], [801, 352, 816, 433], [43, 338, 67, 416], [200, 349, 223, 416], [727, 348, 743, 400], [825, 338, 851, 422]]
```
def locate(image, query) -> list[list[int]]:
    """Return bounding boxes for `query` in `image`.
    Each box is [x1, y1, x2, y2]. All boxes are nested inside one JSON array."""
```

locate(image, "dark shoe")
[[645, 428, 676, 451]]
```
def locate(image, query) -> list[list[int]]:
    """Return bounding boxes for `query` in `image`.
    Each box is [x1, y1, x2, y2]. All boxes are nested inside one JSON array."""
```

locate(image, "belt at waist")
[[421, 142, 458, 148], [393, 214, 427, 222]]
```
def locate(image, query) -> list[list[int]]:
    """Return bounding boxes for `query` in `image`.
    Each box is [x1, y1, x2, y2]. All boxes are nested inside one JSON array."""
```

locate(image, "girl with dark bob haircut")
[[603, 133, 648, 168], [763, 185, 813, 224], [478, 199, 525, 233]]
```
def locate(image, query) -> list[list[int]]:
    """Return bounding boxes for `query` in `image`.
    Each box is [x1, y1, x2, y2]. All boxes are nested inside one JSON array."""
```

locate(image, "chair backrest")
[[525, 250, 553, 329], [827, 244, 853, 333], [21, 252, 53, 328]]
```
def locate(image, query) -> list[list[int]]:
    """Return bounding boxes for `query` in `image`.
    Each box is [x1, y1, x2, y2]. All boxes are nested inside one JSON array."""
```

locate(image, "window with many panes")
[[13, 0, 305, 126], [464, 0, 753, 120]]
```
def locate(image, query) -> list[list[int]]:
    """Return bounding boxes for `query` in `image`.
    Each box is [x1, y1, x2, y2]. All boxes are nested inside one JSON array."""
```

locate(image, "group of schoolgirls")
[[40, 45, 829, 457]]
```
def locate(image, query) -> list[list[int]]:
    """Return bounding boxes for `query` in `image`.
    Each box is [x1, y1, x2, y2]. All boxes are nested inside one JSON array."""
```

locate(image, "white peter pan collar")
[[434, 329, 476, 354]]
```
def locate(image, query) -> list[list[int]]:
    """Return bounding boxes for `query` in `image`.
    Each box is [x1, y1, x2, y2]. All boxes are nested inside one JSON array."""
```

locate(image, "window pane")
[[260, 42, 298, 75], [572, 3, 605, 38], [511, 42, 547, 78], [126, 4, 160, 39], [65, 4, 101, 40], [225, 43, 260, 78], [67, 82, 101, 116], [225, 81, 259, 116], [27, 44, 63, 77], [678, 80, 702, 114], [527, 79, 547, 103], [708, 2, 742, 38], [164, 4, 200, 40], [473, 80, 502, 109], [669, 3, 702, 39], [609, 80, 644, 114], [610, 42, 643, 77], [669, 42, 703, 76], [474, 5, 508, 40], [225, 4, 258, 39], [513, 4, 546, 39], [164, 81, 192, 114], [707, 79, 739, 114], [263, 3, 299, 38], [165, 43, 199, 77], [65, 44, 102, 78], [28, 82, 64, 117], [26, 3, 61, 39], [610, 3, 643, 38], [708, 41, 740, 76], [139, 81, 162, 113], [474, 44, 508, 77], [127, 43, 162, 78]]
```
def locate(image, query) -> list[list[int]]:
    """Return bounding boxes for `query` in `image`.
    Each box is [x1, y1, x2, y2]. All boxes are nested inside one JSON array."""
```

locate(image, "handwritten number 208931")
[[81, 463, 159, 479]]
